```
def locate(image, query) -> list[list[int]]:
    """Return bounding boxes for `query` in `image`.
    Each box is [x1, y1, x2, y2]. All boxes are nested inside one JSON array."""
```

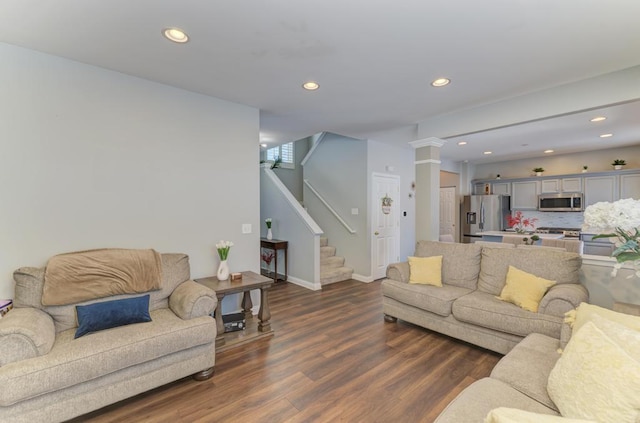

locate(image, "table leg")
[[214, 293, 226, 347], [284, 246, 288, 282], [273, 249, 278, 283], [241, 291, 253, 321], [258, 287, 272, 332]]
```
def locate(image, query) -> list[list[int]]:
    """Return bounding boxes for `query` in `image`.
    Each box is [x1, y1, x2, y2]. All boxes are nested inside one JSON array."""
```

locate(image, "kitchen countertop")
[[476, 231, 565, 239]]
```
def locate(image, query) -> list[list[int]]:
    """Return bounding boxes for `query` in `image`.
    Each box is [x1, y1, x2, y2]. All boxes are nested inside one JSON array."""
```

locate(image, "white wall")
[[0, 43, 260, 305], [367, 140, 416, 262], [303, 133, 369, 276]]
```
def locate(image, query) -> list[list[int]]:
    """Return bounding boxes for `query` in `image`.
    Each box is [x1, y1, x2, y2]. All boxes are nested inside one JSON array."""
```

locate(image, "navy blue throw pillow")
[[74, 294, 152, 338]]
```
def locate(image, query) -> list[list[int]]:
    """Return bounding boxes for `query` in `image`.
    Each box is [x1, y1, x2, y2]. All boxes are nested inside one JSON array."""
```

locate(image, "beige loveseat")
[[0, 251, 217, 423], [382, 241, 589, 354]]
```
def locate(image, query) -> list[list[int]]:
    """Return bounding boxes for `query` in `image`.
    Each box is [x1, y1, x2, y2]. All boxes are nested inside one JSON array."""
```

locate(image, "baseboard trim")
[[352, 273, 374, 283], [286, 275, 322, 291]]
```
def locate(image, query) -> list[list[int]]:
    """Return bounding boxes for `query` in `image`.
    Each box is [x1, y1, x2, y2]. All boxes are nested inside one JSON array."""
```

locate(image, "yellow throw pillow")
[[408, 255, 442, 286], [497, 266, 555, 312], [564, 302, 640, 335], [547, 320, 640, 423]]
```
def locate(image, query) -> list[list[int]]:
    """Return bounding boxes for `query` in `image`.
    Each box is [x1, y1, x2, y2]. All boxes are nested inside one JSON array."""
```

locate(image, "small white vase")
[[217, 260, 229, 280], [267, 228, 273, 240], [536, 172, 543, 177], [614, 165, 622, 170]]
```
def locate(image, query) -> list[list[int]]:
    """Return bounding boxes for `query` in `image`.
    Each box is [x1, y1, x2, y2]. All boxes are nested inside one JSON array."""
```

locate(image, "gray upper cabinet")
[[584, 175, 617, 207], [511, 180, 539, 210], [620, 174, 640, 200], [492, 182, 511, 195], [540, 177, 582, 193], [561, 177, 582, 192], [540, 179, 560, 193]]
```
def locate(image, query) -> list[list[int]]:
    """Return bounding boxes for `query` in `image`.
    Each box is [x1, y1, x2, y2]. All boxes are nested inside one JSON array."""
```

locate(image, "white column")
[[409, 137, 446, 241]]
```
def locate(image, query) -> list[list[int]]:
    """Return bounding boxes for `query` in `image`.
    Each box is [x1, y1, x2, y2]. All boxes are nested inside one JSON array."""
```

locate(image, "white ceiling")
[[2, 0, 640, 163]]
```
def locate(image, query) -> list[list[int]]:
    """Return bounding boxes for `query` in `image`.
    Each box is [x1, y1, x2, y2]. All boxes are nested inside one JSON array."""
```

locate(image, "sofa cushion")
[[408, 255, 442, 286], [381, 278, 473, 317], [547, 319, 640, 423], [477, 247, 581, 296], [74, 295, 152, 338], [490, 333, 561, 411], [0, 308, 215, 406], [497, 266, 556, 313], [13, 253, 191, 333], [434, 378, 558, 423], [453, 291, 563, 338], [414, 241, 482, 289]]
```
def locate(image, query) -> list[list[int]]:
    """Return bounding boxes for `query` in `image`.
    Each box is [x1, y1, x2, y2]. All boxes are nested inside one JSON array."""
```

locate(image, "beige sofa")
[[0, 252, 217, 423], [382, 241, 588, 354], [435, 331, 566, 421]]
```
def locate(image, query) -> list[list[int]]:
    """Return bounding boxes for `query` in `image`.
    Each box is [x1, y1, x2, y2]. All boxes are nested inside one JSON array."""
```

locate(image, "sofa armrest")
[[386, 262, 410, 283], [0, 308, 55, 366], [538, 284, 589, 318], [169, 280, 218, 320]]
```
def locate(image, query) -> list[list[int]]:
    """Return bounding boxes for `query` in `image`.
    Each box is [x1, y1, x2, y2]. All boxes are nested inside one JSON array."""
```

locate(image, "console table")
[[260, 238, 288, 283], [194, 271, 273, 352]]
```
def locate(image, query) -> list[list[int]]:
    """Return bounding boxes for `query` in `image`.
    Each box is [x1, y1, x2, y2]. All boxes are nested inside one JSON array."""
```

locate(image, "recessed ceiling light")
[[457, 141, 467, 146], [590, 116, 607, 122], [544, 149, 554, 153], [431, 78, 451, 87], [600, 133, 613, 138], [483, 151, 492, 155], [302, 81, 319, 91], [163, 27, 189, 43], [260, 143, 267, 148]]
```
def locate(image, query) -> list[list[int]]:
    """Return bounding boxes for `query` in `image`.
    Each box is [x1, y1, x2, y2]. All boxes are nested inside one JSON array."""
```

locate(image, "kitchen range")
[[534, 227, 581, 239]]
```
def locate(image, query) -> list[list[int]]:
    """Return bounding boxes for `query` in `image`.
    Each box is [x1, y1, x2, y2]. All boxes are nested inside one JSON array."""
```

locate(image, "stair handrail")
[[300, 132, 327, 166], [303, 179, 356, 234], [263, 166, 323, 235]]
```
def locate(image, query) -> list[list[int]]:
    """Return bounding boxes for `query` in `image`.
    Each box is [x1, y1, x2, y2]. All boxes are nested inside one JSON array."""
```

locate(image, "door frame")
[[370, 172, 401, 280], [439, 186, 457, 242]]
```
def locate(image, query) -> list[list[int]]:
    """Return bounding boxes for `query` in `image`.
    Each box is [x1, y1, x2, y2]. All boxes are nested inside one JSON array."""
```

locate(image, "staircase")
[[320, 237, 353, 285]]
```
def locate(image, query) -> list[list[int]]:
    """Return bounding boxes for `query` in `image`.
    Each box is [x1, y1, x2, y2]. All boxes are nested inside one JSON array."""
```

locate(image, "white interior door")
[[439, 187, 456, 241], [372, 173, 400, 280]]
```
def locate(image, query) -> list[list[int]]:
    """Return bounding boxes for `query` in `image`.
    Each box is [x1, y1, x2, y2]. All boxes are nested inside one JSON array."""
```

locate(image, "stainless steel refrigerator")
[[461, 195, 511, 243]]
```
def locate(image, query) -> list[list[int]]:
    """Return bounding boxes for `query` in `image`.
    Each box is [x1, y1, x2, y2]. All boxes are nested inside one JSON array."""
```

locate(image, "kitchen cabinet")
[[473, 183, 486, 195], [511, 180, 539, 210], [492, 182, 510, 195], [540, 177, 582, 193], [561, 177, 582, 192], [581, 233, 616, 257], [620, 174, 640, 200], [584, 175, 617, 207]]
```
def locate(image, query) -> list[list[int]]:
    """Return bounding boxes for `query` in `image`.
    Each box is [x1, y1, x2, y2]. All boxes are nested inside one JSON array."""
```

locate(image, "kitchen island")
[[475, 231, 565, 243]]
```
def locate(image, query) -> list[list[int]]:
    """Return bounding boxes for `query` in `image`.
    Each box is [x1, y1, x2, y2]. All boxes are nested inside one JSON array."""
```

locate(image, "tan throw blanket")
[[42, 248, 163, 306]]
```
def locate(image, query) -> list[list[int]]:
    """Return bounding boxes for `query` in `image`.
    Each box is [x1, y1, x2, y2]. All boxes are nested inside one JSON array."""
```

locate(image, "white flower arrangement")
[[265, 218, 272, 229], [583, 198, 640, 277], [215, 240, 234, 261]]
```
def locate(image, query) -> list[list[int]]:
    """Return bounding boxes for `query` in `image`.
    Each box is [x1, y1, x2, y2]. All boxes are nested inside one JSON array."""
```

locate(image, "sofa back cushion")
[[13, 253, 190, 333], [478, 247, 581, 296], [414, 241, 482, 289]]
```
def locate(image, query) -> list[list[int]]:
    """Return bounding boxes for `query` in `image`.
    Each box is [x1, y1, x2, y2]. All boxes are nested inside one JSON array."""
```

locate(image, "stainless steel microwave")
[[538, 193, 583, 212]]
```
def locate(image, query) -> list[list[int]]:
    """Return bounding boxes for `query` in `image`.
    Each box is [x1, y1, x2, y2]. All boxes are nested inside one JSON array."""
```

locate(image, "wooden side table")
[[194, 271, 273, 352], [260, 238, 288, 283]]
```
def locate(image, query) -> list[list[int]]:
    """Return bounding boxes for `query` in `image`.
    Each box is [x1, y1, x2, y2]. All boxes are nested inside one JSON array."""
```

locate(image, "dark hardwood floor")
[[73, 280, 501, 423]]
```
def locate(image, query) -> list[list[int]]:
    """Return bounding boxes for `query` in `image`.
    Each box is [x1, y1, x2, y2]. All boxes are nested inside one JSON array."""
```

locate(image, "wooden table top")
[[194, 271, 273, 295]]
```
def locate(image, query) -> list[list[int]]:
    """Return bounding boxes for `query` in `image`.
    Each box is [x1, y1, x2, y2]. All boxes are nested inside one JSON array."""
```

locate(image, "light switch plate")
[[242, 224, 252, 234], [351, 208, 359, 215]]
